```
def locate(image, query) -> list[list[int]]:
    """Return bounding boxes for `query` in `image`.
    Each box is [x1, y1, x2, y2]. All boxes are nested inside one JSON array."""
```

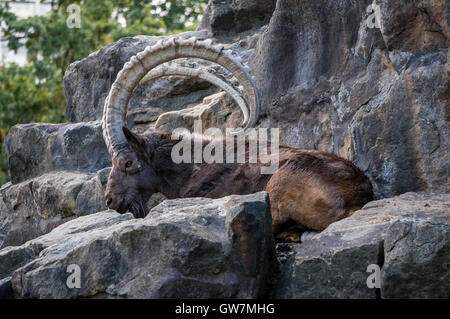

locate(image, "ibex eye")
[[125, 161, 133, 168]]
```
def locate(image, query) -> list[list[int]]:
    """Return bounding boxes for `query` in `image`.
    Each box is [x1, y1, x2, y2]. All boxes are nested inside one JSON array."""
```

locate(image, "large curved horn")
[[102, 63, 249, 155], [102, 37, 259, 157]]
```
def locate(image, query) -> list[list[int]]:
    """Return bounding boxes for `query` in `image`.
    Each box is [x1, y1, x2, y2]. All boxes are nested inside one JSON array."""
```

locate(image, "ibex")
[[103, 37, 373, 234]]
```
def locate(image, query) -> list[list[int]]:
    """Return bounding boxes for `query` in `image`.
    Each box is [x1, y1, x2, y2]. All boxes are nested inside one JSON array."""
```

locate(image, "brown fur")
[[105, 128, 373, 233]]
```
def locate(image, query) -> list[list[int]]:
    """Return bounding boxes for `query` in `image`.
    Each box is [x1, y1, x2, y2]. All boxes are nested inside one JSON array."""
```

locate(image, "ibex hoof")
[[301, 230, 319, 242]]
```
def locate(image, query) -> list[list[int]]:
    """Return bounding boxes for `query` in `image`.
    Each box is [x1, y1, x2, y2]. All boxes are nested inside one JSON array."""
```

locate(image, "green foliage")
[[0, 0, 208, 184], [0, 63, 65, 184]]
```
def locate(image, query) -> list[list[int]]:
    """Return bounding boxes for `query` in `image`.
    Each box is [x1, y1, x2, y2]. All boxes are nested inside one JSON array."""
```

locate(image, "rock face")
[[0, 192, 276, 299], [199, 0, 276, 35], [4, 121, 110, 184], [0, 169, 110, 249], [127, 77, 218, 134], [275, 192, 450, 299], [381, 214, 450, 298], [154, 92, 242, 134], [251, 0, 449, 198], [378, 0, 449, 52]]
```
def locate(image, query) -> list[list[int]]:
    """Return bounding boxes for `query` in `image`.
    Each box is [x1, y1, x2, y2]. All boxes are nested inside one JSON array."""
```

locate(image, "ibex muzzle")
[[103, 37, 373, 233]]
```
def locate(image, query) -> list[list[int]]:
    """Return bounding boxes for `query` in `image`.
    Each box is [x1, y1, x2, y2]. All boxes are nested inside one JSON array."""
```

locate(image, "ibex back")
[[102, 37, 373, 234]]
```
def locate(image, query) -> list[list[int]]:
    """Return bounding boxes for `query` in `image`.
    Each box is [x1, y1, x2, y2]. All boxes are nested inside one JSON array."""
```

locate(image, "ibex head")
[[102, 37, 259, 218], [104, 127, 161, 218]]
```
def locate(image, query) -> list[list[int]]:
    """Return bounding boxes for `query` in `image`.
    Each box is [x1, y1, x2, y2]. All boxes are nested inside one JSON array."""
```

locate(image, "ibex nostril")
[[106, 198, 113, 207]]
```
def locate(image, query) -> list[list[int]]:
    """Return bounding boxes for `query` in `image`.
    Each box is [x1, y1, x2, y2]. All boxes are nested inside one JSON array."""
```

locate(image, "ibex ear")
[[123, 126, 146, 151]]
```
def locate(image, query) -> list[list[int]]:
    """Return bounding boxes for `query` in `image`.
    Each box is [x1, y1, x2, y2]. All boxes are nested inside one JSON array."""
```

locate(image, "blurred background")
[[0, 0, 208, 185]]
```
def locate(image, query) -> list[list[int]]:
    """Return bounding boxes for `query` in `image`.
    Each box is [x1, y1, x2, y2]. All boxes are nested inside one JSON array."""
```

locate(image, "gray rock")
[[378, 0, 449, 52], [381, 216, 450, 298], [0, 246, 36, 279], [275, 218, 385, 299], [199, 0, 276, 35], [0, 211, 133, 278], [4, 121, 110, 184], [1, 192, 276, 299], [350, 50, 449, 197], [154, 91, 242, 134], [0, 277, 13, 299], [275, 192, 450, 299], [0, 169, 110, 248], [128, 77, 218, 134], [0, 186, 9, 246], [251, 0, 449, 198], [63, 31, 214, 124]]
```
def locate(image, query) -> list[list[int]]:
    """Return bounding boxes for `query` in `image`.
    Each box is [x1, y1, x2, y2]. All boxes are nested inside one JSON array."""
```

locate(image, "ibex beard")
[[102, 37, 374, 234]]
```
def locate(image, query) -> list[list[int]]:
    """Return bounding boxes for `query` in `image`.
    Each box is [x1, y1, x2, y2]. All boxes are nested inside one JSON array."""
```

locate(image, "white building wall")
[[1, 1, 52, 65]]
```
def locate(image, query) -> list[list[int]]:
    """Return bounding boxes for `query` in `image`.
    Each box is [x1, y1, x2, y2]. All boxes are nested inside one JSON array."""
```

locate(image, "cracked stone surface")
[[0, 169, 110, 249], [275, 192, 450, 299], [0, 192, 276, 299]]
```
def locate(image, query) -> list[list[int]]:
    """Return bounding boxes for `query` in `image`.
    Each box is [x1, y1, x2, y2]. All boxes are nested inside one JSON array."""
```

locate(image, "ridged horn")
[[102, 37, 259, 157]]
